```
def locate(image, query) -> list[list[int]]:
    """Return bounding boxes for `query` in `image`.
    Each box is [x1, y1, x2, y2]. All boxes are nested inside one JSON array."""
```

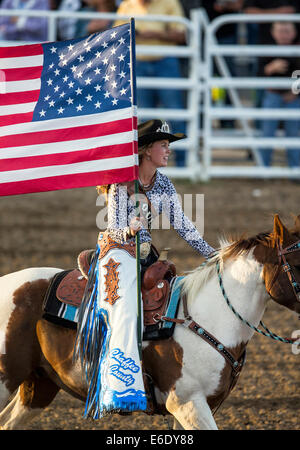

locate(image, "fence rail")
[[1, 8, 300, 179]]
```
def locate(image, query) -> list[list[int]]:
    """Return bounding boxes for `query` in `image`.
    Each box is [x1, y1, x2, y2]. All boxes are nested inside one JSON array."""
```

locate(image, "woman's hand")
[[129, 217, 144, 236]]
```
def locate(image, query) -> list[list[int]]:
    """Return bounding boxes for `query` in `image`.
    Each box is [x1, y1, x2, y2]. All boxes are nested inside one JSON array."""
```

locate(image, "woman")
[[105, 119, 215, 260], [75, 120, 215, 420]]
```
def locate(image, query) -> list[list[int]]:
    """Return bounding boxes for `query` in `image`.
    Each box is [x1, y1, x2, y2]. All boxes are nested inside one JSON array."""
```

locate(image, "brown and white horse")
[[0, 214, 300, 430]]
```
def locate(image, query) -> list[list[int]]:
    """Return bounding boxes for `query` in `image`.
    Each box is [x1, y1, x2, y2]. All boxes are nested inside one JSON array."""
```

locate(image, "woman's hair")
[[138, 142, 153, 164], [96, 184, 110, 202], [96, 142, 153, 198]]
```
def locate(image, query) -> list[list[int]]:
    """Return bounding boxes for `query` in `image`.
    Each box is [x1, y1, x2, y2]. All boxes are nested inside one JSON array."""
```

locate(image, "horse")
[[0, 213, 300, 430]]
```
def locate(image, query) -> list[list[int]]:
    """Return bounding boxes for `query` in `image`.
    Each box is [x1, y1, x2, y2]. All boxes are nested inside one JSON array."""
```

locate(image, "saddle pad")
[[43, 270, 80, 329], [43, 272, 185, 339]]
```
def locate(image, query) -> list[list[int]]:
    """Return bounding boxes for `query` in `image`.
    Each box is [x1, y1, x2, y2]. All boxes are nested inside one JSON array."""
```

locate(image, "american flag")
[[0, 23, 138, 197]]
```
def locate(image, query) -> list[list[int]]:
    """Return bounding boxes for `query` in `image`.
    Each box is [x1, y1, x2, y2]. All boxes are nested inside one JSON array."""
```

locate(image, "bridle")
[[270, 238, 300, 303]]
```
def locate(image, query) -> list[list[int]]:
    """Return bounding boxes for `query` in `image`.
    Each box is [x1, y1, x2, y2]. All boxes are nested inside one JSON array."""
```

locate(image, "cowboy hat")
[[138, 119, 186, 147]]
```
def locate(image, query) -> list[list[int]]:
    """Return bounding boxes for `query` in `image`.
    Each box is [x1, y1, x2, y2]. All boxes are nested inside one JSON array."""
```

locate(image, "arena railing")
[[0, 8, 202, 180], [204, 13, 300, 180]]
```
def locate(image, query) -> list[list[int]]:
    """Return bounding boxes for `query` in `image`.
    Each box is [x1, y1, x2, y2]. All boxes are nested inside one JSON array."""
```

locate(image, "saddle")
[[55, 248, 176, 326]]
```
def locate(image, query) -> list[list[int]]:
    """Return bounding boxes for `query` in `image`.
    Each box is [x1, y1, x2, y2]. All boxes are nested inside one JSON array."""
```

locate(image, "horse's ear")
[[273, 214, 289, 244]]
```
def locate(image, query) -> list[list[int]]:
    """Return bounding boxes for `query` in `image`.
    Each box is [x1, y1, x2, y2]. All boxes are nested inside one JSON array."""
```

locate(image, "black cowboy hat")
[[138, 119, 186, 147]]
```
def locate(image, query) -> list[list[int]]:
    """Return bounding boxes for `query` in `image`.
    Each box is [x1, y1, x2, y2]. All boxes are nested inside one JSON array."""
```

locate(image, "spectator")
[[114, 0, 188, 167], [86, 0, 116, 34], [259, 22, 300, 167], [57, 0, 82, 40], [243, 1, 299, 44], [75, 0, 115, 38], [0, 0, 50, 42]]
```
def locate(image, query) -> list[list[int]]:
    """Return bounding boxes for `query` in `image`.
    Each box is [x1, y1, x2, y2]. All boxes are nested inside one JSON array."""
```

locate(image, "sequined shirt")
[[105, 170, 215, 258]]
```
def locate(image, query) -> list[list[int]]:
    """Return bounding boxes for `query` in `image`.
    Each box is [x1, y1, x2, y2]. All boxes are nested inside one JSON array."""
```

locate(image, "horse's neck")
[[189, 254, 267, 346]]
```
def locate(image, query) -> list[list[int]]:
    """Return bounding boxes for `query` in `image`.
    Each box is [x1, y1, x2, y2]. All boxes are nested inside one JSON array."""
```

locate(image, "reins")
[[216, 260, 297, 345]]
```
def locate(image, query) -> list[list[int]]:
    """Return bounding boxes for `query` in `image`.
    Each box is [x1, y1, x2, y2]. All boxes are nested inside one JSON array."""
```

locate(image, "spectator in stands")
[[0, 0, 50, 42], [114, 0, 188, 167], [57, 0, 82, 40], [85, 0, 116, 34], [259, 21, 300, 167], [75, 0, 115, 38], [243, 1, 300, 44]]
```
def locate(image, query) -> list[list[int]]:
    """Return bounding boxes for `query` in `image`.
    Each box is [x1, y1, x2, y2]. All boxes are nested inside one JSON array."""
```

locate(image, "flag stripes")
[[0, 24, 138, 196]]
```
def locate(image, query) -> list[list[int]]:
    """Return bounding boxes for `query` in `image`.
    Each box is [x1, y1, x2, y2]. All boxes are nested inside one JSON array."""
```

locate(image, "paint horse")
[[0, 214, 300, 430]]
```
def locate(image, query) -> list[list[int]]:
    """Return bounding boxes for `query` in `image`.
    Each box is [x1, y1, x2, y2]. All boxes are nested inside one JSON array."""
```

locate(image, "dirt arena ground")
[[0, 177, 299, 430]]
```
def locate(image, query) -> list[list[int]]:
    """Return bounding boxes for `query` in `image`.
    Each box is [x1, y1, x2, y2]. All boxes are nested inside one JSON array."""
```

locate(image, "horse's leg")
[[0, 371, 59, 430], [166, 393, 218, 430]]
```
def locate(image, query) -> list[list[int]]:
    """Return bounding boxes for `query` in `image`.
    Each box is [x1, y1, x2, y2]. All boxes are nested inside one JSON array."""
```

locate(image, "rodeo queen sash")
[[74, 232, 147, 418]]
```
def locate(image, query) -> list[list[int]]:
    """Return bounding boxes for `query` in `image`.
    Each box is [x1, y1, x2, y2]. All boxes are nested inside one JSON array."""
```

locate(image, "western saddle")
[[55, 247, 176, 326]]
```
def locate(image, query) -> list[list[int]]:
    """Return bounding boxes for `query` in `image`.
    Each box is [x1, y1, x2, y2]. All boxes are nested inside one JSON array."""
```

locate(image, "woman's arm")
[[106, 184, 152, 244], [161, 177, 215, 258]]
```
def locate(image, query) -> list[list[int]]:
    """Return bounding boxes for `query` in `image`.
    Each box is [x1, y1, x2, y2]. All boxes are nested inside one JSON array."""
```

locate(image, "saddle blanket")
[[43, 270, 184, 339]]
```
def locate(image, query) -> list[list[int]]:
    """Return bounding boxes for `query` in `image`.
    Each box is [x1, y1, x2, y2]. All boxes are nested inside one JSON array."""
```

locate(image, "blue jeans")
[[260, 91, 300, 167], [136, 57, 186, 167]]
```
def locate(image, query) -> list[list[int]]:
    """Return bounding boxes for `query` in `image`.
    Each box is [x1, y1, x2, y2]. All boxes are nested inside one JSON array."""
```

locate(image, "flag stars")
[[39, 27, 131, 121]]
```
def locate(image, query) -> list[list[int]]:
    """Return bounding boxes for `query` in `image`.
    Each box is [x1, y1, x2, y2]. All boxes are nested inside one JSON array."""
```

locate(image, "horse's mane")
[[180, 231, 273, 300]]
